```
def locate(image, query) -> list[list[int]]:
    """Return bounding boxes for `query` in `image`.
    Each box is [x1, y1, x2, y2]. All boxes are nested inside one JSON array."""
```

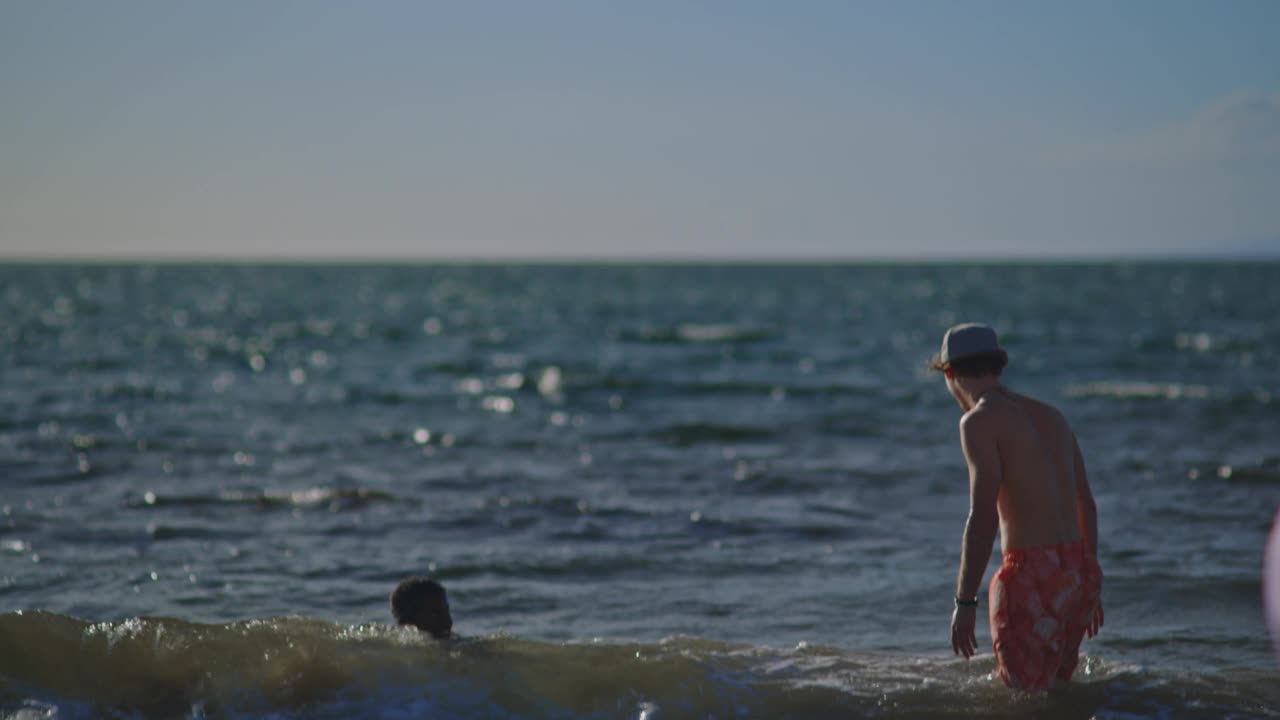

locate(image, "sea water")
[[2, 262, 1278, 718]]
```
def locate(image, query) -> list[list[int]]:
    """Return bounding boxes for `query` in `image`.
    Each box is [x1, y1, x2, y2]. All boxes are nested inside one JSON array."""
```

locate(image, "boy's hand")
[[951, 606, 978, 659]]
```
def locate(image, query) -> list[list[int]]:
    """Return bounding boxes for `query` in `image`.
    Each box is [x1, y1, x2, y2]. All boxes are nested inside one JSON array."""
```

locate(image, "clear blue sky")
[[2, 1, 1277, 259]]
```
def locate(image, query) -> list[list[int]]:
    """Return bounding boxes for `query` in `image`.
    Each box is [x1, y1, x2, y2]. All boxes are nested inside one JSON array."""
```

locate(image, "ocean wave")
[[1064, 382, 1212, 401], [424, 552, 663, 581], [2, 460, 104, 488], [617, 324, 776, 345], [1, 613, 1277, 720], [592, 374, 876, 399], [125, 487, 403, 512], [1186, 459, 1280, 485], [647, 423, 779, 447]]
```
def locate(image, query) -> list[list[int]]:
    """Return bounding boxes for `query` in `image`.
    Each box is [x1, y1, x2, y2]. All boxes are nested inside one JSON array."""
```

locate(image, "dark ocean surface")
[[1, 262, 1278, 719]]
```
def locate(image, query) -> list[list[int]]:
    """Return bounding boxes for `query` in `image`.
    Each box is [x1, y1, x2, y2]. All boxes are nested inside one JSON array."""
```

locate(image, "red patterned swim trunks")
[[988, 540, 1102, 690]]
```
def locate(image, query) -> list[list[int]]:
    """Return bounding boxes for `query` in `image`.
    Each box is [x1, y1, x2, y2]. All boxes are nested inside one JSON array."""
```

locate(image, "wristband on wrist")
[[954, 595, 979, 608]]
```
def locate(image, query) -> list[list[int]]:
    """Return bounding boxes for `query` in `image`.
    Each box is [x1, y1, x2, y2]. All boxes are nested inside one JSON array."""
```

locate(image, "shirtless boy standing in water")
[[932, 324, 1103, 690]]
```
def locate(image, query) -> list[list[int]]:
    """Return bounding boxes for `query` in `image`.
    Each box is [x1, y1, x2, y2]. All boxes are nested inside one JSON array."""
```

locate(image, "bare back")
[[972, 388, 1081, 551]]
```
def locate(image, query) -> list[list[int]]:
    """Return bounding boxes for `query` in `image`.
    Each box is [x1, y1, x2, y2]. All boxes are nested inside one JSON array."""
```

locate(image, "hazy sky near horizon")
[[2, 1, 1278, 260]]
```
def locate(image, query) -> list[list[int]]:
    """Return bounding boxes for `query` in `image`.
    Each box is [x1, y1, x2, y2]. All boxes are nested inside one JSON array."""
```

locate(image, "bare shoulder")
[[1010, 391, 1071, 428], [959, 403, 1001, 435], [1007, 393, 1080, 454]]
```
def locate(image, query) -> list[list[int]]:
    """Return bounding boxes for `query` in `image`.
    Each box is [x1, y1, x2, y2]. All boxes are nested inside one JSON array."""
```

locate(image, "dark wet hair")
[[390, 576, 452, 638], [928, 351, 1008, 378]]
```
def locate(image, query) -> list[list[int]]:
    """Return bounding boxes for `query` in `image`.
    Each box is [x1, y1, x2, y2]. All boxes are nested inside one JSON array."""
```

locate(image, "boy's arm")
[[951, 412, 1001, 659], [956, 413, 1001, 602]]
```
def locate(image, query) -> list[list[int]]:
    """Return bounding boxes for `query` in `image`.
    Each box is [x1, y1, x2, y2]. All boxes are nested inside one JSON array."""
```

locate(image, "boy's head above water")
[[390, 576, 452, 639]]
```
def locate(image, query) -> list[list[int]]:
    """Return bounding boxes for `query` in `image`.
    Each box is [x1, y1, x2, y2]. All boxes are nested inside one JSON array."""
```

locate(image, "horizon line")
[[0, 251, 1277, 266]]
